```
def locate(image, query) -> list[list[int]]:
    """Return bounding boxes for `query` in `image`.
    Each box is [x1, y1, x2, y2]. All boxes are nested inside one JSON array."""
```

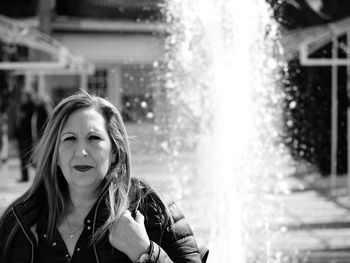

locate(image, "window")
[[121, 64, 155, 123], [88, 69, 107, 97]]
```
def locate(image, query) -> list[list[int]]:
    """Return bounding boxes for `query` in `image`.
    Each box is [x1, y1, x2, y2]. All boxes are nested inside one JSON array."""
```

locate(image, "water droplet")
[[289, 101, 297, 109], [146, 112, 154, 119], [153, 60, 159, 67], [280, 226, 287, 233], [141, 101, 147, 108]]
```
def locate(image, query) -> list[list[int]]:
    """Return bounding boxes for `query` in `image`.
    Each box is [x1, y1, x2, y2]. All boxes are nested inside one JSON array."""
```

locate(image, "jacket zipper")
[[12, 207, 35, 263], [92, 192, 106, 263]]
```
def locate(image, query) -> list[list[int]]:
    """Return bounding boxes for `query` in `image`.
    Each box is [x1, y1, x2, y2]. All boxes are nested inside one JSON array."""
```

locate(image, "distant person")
[[15, 90, 34, 182], [0, 113, 3, 162], [31, 92, 51, 146], [0, 91, 204, 263], [0, 113, 8, 167]]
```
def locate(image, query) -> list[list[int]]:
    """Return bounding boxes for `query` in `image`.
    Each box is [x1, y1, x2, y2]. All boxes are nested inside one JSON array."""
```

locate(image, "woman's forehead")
[[61, 107, 108, 133]]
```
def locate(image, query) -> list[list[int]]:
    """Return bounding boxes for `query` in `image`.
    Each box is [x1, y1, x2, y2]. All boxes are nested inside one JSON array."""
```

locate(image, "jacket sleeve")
[[148, 201, 202, 263]]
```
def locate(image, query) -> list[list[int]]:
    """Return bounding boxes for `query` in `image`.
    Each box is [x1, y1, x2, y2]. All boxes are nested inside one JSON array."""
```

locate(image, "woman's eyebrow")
[[88, 130, 105, 135], [61, 131, 75, 136]]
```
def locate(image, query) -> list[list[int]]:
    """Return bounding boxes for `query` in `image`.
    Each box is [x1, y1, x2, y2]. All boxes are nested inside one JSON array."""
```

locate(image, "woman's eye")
[[63, 136, 75, 141], [89, 135, 101, 140]]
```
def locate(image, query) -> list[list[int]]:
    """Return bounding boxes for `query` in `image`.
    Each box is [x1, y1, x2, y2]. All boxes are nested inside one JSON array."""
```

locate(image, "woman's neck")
[[68, 187, 99, 216]]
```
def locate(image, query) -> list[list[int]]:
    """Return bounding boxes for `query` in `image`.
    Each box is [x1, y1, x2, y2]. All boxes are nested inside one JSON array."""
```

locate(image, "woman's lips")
[[73, 165, 93, 172]]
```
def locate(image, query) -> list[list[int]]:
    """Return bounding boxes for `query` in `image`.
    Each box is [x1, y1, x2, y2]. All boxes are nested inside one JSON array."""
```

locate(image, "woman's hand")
[[109, 210, 151, 262]]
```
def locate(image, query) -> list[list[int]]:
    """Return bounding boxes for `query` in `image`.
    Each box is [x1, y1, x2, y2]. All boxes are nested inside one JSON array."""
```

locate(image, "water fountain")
[[157, 0, 296, 262]]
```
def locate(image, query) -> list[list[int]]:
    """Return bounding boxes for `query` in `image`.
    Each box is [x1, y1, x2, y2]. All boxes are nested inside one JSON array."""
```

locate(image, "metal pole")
[[80, 74, 88, 91], [347, 31, 350, 197], [348, 108, 350, 196], [331, 34, 338, 195], [38, 0, 53, 35], [38, 73, 45, 94]]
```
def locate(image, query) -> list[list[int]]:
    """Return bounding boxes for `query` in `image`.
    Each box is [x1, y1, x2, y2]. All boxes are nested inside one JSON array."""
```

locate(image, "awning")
[[0, 14, 94, 74], [280, 15, 350, 196], [55, 0, 163, 20], [281, 16, 350, 65]]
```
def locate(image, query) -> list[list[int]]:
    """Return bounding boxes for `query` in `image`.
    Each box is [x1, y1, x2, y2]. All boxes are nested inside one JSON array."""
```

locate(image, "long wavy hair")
[[0, 91, 133, 247]]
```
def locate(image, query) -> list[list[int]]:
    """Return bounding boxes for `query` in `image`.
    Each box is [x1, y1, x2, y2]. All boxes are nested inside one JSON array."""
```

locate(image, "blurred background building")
[[3, 0, 350, 177], [0, 0, 169, 155]]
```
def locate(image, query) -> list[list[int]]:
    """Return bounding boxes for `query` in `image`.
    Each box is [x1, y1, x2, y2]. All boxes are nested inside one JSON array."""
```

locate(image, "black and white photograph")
[[1, 0, 350, 262]]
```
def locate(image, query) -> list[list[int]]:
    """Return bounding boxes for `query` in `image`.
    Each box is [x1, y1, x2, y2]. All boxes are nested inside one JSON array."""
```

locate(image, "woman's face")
[[58, 107, 116, 193]]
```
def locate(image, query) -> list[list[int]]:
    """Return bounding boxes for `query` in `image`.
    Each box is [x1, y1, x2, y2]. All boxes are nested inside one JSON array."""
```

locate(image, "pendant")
[[69, 233, 75, 239]]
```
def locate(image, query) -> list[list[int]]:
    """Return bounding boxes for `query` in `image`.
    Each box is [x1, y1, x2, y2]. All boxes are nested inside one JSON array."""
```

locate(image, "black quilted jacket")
[[0, 180, 202, 263]]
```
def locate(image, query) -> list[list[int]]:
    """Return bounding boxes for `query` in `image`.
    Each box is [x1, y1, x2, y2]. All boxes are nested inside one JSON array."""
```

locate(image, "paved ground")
[[273, 176, 350, 262], [1, 157, 350, 262]]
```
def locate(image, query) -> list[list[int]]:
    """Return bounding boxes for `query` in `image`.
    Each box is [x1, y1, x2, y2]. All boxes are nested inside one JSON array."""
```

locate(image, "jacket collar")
[[13, 185, 45, 229], [13, 180, 112, 230]]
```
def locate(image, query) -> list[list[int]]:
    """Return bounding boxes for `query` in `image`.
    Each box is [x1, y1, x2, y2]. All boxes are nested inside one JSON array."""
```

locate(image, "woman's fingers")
[[121, 209, 144, 224], [135, 210, 144, 224], [108, 209, 150, 262], [122, 209, 133, 219]]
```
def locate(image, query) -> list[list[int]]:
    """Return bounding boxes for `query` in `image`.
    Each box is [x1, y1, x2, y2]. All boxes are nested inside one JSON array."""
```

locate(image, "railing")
[[0, 14, 94, 74]]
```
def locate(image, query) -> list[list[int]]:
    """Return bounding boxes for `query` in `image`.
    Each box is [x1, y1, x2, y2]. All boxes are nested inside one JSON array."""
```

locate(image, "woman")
[[0, 92, 202, 263]]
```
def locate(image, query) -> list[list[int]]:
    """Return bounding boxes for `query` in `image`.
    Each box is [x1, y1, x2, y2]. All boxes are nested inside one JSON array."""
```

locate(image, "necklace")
[[66, 220, 84, 239]]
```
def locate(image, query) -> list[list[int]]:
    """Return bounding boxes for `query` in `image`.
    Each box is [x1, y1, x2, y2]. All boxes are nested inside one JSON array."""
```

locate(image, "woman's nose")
[[75, 145, 88, 157]]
